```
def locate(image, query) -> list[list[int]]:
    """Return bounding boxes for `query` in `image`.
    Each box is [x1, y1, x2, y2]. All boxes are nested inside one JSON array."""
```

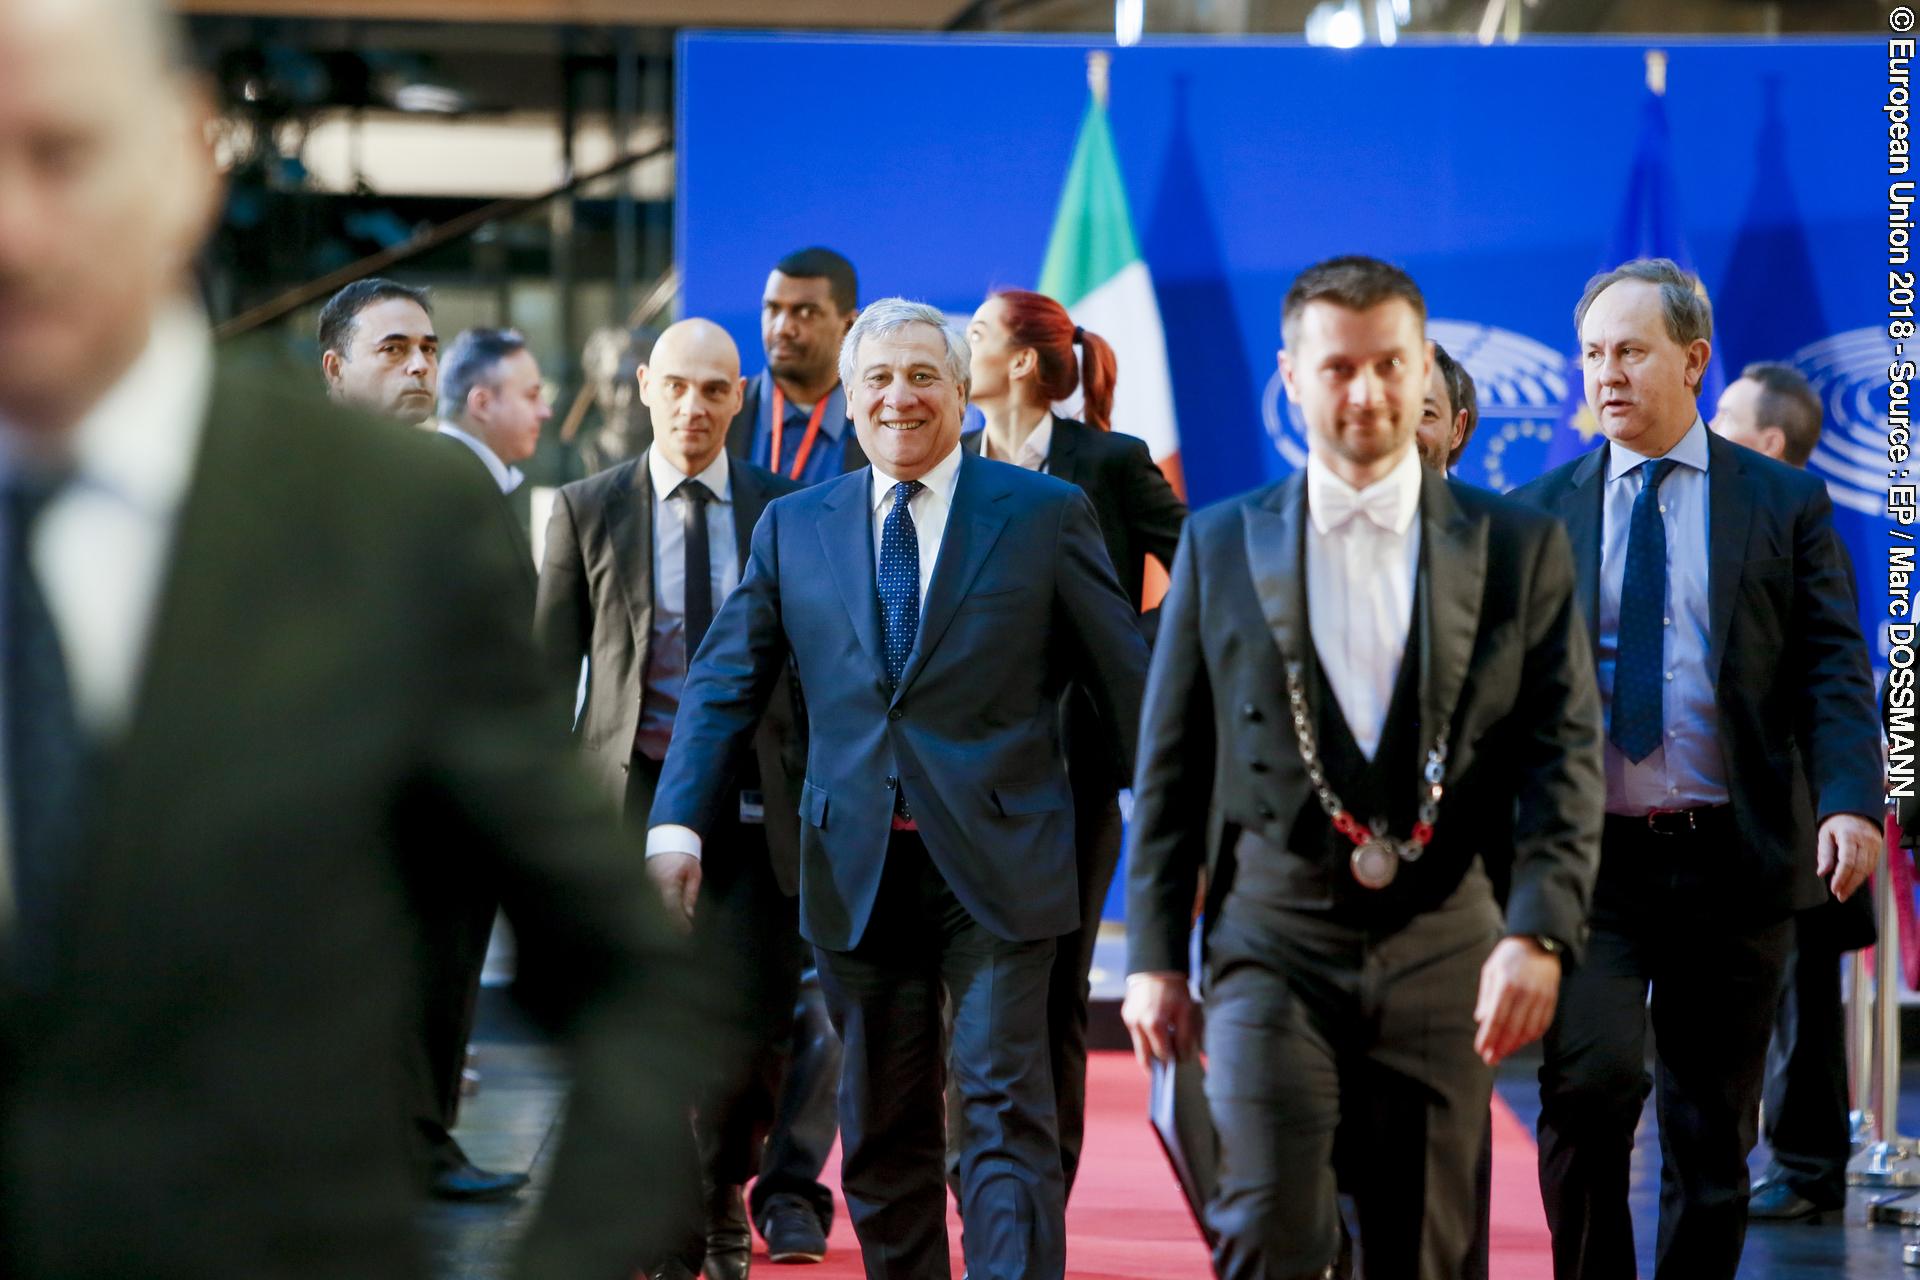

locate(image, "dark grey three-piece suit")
[[1129, 467, 1605, 1280]]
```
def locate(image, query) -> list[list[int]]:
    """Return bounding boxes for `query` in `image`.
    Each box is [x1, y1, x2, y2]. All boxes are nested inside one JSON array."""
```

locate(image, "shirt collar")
[[1607, 415, 1711, 485], [764, 369, 848, 442], [648, 444, 732, 503], [43, 300, 213, 518], [981, 409, 1053, 468], [1304, 443, 1422, 536], [436, 422, 524, 495], [870, 438, 965, 514]]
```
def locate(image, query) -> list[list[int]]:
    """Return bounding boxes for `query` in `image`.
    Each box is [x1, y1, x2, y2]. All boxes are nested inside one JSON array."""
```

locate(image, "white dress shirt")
[[0, 301, 213, 915], [436, 422, 525, 495], [869, 440, 965, 611], [1303, 446, 1423, 760], [978, 410, 1054, 473], [646, 441, 967, 862]]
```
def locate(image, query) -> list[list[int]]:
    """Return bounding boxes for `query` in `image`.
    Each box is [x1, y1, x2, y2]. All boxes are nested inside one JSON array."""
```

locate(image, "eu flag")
[[1545, 77, 1728, 468]]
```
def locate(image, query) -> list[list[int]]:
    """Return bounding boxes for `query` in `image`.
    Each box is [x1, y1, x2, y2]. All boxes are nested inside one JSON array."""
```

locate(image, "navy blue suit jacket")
[[650, 449, 1150, 951], [1513, 432, 1882, 918]]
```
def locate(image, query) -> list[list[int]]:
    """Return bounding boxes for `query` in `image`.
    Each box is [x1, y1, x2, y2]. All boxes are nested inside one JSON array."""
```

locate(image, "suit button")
[[620, 762, 630, 774], [1242, 702, 1262, 722], [1257, 803, 1276, 820], [885, 775, 898, 790], [1249, 760, 1270, 773], [888, 708, 903, 720]]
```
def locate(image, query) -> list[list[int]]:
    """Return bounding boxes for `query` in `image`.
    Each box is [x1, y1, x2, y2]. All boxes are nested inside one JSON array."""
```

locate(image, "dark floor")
[[423, 998, 1920, 1279], [1492, 1056, 1920, 1280]]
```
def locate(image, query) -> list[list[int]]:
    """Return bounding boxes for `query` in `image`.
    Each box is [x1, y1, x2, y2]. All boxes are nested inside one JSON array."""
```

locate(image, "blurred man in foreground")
[[0, 1, 716, 1275], [319, 276, 440, 425]]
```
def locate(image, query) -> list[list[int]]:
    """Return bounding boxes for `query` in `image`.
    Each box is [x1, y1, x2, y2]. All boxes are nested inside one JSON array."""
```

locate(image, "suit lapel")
[[1045, 417, 1082, 486], [894, 453, 1011, 701], [603, 455, 654, 648], [818, 470, 888, 683], [1706, 434, 1754, 679], [730, 463, 763, 573], [1418, 472, 1487, 743], [1242, 473, 1307, 669], [1564, 446, 1608, 658]]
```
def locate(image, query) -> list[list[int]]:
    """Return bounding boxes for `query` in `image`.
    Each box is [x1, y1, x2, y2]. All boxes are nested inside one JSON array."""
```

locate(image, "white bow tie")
[[1312, 477, 1402, 532]]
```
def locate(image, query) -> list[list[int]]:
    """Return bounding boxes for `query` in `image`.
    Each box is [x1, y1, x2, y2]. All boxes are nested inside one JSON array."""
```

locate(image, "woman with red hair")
[[962, 287, 1187, 1201]]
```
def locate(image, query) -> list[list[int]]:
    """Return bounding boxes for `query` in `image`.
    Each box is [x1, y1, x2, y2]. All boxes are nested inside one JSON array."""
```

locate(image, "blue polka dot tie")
[[878, 480, 924, 690], [1611, 458, 1677, 763]]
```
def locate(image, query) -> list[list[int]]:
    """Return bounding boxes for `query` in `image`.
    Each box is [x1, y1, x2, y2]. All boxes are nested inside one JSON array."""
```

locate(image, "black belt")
[[1605, 804, 1733, 837]]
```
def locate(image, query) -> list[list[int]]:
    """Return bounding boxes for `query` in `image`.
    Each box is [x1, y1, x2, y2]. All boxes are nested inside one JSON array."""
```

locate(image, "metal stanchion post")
[[1855, 946, 1878, 1149], [1854, 839, 1920, 1232]]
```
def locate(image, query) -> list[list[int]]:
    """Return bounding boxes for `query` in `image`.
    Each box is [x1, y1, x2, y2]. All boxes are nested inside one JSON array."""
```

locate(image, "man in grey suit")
[[536, 318, 805, 1280]]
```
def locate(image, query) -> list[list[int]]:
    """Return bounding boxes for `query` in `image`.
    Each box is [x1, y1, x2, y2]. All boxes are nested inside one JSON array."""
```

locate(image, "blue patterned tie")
[[877, 480, 924, 689], [1611, 458, 1678, 763], [5, 467, 86, 983]]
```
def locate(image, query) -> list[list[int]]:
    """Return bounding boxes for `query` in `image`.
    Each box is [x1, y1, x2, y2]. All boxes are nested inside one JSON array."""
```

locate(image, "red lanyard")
[[769, 386, 830, 481]]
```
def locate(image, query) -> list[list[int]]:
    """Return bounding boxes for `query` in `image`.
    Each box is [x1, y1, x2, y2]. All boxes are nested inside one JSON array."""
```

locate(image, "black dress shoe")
[[648, 1263, 699, 1280], [704, 1184, 752, 1280], [757, 1192, 827, 1264], [1749, 1180, 1841, 1221], [429, 1161, 530, 1202]]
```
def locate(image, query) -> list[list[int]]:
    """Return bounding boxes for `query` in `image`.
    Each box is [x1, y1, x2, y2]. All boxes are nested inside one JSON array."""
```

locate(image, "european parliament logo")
[[1794, 326, 1899, 519], [1261, 319, 1571, 492]]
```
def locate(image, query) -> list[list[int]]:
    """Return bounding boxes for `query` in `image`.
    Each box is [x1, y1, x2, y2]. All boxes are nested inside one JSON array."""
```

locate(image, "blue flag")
[[1545, 87, 1728, 468]]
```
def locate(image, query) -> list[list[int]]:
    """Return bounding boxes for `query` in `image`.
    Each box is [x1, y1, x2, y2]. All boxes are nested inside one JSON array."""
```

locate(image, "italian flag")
[[1037, 90, 1185, 516]]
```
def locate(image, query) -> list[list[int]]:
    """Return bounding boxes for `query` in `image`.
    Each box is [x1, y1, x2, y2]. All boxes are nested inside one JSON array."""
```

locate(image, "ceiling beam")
[[174, 0, 969, 24]]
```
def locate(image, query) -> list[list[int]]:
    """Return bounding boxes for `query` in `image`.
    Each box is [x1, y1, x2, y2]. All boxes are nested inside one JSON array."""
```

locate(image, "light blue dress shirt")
[[1597, 416, 1729, 814]]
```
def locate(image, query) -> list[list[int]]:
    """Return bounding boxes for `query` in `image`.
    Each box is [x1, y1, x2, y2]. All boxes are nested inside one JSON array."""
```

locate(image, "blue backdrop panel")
[[679, 34, 1890, 919]]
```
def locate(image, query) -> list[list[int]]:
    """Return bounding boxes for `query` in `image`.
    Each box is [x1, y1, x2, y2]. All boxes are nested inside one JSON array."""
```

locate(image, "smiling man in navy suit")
[[645, 298, 1148, 1280]]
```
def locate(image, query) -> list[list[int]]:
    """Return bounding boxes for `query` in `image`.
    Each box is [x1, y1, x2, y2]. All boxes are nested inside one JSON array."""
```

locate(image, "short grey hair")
[[1574, 257, 1715, 397], [838, 298, 971, 395], [438, 327, 529, 423]]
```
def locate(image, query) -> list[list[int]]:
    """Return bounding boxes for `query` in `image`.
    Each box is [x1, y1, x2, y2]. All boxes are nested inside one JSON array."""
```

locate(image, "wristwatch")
[[1529, 934, 1564, 957]]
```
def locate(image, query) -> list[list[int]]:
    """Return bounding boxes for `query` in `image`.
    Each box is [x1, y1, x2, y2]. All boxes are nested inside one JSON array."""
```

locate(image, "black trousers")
[[1758, 924, 1853, 1208], [398, 840, 497, 1179], [1048, 767, 1124, 1198], [627, 755, 805, 1271], [1204, 867, 1501, 1280], [1536, 813, 1792, 1280], [747, 968, 841, 1233], [817, 832, 1064, 1280]]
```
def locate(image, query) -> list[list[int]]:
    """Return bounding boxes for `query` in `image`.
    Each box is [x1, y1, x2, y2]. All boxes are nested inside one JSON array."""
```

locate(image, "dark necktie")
[[677, 479, 714, 659], [878, 480, 924, 689], [779, 405, 809, 476], [1611, 458, 1678, 763], [5, 467, 85, 981]]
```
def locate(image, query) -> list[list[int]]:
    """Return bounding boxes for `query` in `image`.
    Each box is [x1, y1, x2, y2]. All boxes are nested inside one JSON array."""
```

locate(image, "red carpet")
[[769, 1052, 1552, 1279]]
